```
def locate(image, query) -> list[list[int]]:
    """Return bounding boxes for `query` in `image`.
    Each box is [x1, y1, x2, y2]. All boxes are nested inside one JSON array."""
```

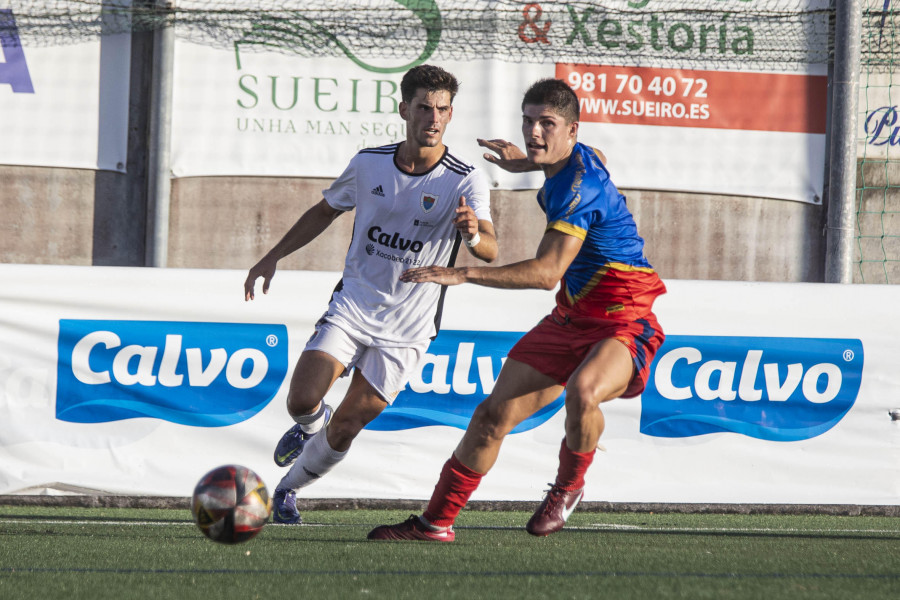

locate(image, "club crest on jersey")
[[420, 192, 438, 213]]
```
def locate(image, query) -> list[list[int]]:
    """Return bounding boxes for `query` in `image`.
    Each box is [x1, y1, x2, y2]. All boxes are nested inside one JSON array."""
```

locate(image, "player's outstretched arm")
[[477, 138, 539, 173], [479, 138, 607, 171], [244, 199, 343, 301], [399, 229, 581, 290]]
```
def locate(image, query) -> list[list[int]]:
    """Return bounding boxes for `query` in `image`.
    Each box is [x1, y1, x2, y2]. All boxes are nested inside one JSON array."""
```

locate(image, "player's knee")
[[564, 381, 607, 416], [285, 390, 322, 418], [470, 401, 514, 442], [564, 393, 595, 421], [568, 374, 626, 409]]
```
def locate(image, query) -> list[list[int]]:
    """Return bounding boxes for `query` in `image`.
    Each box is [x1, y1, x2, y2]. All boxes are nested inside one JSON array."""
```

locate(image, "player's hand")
[[477, 138, 540, 173], [399, 265, 466, 286], [453, 196, 478, 241], [244, 255, 278, 301]]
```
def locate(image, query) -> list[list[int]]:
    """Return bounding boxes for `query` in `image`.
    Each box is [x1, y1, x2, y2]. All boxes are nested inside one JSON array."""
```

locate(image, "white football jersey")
[[321, 143, 492, 346]]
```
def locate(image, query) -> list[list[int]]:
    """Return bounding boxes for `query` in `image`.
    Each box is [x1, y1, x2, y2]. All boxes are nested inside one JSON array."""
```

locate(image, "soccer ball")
[[191, 464, 272, 544]]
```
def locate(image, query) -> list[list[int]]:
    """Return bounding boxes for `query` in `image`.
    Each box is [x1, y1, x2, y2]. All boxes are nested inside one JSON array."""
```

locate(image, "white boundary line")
[[582, 524, 900, 534], [1, 519, 898, 535], [0, 519, 194, 526]]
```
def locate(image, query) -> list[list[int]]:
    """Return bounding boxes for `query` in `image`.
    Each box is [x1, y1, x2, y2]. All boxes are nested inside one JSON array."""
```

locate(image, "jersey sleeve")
[[458, 167, 493, 223], [322, 154, 359, 212]]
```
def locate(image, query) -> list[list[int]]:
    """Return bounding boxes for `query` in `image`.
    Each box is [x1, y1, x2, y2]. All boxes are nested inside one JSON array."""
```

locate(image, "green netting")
[[859, 1, 900, 284], [4, 1, 836, 71]]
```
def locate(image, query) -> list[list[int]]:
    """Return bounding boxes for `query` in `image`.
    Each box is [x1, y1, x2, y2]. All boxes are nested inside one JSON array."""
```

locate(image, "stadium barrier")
[[1, 264, 897, 508]]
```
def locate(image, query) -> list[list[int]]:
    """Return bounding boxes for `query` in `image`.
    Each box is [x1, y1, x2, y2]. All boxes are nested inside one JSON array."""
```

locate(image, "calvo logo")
[[368, 329, 564, 432], [56, 320, 288, 427], [641, 335, 864, 442]]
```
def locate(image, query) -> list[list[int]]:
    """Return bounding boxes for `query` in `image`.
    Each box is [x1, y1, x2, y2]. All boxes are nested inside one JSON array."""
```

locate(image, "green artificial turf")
[[0, 507, 897, 599]]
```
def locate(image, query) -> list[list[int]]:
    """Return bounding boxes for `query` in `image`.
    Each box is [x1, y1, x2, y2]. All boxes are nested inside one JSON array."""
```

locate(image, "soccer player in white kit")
[[243, 65, 498, 523]]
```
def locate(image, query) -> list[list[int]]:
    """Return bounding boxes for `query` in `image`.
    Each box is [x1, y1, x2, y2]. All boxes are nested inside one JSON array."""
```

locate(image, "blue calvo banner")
[[54, 322, 865, 442], [56, 320, 289, 426], [368, 330, 565, 433], [640, 335, 864, 442]]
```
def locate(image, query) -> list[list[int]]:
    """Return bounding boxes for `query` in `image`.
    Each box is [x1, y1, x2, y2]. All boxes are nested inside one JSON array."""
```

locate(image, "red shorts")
[[507, 311, 665, 398]]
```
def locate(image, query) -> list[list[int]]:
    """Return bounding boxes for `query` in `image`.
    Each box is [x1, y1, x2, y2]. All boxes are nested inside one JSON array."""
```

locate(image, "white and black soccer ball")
[[191, 464, 272, 544]]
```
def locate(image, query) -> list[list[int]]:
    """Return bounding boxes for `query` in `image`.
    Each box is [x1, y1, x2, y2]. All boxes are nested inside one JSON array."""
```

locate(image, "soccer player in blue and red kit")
[[369, 78, 666, 541]]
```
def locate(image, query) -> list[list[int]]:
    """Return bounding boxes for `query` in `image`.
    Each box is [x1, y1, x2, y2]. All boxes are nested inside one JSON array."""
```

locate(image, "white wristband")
[[464, 232, 481, 248]]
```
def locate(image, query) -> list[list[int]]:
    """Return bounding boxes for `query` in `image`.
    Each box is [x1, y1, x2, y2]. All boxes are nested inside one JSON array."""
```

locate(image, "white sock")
[[277, 429, 347, 491], [292, 401, 328, 435]]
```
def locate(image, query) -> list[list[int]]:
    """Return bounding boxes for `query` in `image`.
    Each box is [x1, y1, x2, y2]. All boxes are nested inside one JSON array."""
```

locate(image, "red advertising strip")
[[555, 63, 827, 134]]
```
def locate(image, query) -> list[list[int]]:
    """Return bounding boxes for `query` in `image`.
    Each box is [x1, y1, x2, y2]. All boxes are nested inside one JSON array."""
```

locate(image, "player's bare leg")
[[562, 338, 634, 452], [325, 369, 389, 452], [369, 360, 563, 541], [287, 350, 346, 417], [527, 337, 635, 536], [271, 351, 345, 524], [273, 350, 345, 469], [274, 369, 388, 524], [455, 359, 564, 474]]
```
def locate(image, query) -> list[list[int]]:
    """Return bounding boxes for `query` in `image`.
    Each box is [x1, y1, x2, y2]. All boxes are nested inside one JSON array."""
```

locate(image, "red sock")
[[422, 454, 484, 528], [556, 438, 595, 491]]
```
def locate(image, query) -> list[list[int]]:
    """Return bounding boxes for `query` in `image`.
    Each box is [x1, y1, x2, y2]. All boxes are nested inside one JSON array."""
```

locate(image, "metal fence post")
[[825, 0, 863, 283], [145, 0, 175, 267]]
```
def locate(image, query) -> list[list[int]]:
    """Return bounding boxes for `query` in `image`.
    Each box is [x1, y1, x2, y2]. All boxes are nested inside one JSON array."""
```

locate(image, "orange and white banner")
[[558, 64, 828, 134]]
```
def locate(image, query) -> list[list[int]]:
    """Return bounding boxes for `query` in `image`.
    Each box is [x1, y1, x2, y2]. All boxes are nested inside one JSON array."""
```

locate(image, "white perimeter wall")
[[1, 265, 897, 506]]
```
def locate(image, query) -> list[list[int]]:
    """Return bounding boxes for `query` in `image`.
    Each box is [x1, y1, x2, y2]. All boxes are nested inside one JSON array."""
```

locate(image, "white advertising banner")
[[1, 264, 898, 506], [171, 0, 829, 203], [0, 3, 130, 171]]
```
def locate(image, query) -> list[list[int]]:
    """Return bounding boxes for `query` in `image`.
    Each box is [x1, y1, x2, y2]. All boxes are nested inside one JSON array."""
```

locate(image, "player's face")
[[400, 89, 454, 148], [521, 104, 578, 176]]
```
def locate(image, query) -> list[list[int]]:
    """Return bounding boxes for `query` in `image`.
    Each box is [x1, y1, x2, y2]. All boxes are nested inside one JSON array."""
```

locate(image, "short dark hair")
[[522, 78, 580, 123], [400, 64, 460, 104]]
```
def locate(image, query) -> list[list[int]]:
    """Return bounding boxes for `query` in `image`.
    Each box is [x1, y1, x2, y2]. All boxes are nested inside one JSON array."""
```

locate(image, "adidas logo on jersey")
[[371, 185, 385, 197]]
